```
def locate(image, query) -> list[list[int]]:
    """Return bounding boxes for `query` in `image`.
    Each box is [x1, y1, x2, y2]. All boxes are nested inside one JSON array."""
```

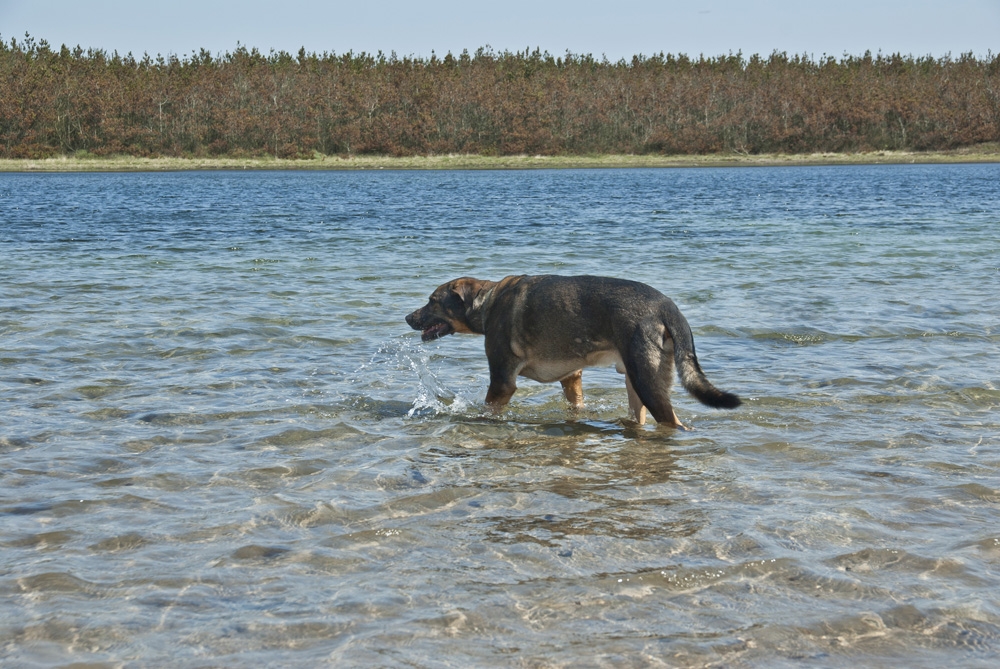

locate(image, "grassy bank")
[[2, 146, 1000, 172]]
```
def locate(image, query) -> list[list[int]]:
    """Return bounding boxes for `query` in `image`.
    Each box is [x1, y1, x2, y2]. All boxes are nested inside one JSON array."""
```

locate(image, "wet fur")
[[406, 275, 740, 427]]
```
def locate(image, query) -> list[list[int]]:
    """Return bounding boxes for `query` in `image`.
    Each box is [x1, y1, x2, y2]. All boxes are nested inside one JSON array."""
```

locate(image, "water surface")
[[1, 164, 999, 666]]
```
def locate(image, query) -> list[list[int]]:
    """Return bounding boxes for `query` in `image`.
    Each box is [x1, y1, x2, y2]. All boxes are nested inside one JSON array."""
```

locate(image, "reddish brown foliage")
[[2, 36, 998, 158]]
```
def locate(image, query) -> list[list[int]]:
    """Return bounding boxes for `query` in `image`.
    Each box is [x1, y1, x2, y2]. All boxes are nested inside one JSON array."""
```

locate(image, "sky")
[[1, 0, 997, 62]]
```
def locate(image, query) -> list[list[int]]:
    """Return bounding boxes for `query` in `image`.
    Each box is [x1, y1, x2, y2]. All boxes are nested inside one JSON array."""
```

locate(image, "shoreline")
[[2, 147, 999, 172]]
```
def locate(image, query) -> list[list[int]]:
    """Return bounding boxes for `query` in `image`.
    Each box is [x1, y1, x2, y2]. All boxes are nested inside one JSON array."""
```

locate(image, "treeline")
[[2, 34, 999, 159]]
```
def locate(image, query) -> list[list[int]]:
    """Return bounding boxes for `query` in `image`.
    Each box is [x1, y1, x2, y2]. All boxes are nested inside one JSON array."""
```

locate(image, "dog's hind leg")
[[624, 373, 648, 425], [560, 370, 584, 408], [625, 334, 685, 429]]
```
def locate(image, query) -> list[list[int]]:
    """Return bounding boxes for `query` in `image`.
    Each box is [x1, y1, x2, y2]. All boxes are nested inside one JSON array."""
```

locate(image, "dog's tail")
[[661, 300, 741, 409]]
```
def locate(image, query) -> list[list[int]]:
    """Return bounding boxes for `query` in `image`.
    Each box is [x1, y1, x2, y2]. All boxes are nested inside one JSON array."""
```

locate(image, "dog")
[[405, 275, 740, 427]]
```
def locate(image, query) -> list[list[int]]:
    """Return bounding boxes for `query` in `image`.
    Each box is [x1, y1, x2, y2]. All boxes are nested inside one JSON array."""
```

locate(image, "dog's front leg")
[[485, 359, 518, 409], [485, 378, 516, 408]]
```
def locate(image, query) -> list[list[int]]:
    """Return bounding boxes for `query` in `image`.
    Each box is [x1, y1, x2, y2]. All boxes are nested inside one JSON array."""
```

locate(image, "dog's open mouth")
[[421, 321, 454, 341]]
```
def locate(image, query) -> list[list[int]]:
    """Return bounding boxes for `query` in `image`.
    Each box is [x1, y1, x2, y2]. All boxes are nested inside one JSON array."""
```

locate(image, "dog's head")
[[406, 278, 489, 341]]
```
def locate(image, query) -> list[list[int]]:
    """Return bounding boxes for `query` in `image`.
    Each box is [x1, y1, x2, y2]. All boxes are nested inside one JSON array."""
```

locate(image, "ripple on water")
[[2, 166, 1000, 666]]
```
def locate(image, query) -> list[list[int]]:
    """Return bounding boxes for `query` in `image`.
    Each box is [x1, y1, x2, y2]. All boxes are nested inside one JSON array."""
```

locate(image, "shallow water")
[[1, 164, 999, 667]]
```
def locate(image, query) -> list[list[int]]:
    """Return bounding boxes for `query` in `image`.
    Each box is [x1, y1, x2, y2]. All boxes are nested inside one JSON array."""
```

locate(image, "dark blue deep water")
[[2, 164, 999, 666]]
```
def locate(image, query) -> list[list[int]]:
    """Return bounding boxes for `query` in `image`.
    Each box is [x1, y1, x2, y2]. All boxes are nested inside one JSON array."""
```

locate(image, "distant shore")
[[3, 146, 999, 172]]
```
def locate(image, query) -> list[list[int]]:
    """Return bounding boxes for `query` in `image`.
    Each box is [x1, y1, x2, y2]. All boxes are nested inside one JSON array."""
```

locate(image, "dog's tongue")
[[422, 323, 450, 341]]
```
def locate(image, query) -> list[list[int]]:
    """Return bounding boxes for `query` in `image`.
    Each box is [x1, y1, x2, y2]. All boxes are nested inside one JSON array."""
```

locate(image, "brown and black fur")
[[405, 275, 740, 427]]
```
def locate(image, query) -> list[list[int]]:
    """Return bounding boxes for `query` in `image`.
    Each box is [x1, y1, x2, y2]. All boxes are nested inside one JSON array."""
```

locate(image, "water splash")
[[347, 336, 472, 418]]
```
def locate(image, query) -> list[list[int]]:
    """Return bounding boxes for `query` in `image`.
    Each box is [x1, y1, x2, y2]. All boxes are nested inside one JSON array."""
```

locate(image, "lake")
[[1, 164, 999, 667]]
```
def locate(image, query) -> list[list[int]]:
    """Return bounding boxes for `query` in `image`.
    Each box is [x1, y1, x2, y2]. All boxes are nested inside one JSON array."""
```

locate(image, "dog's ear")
[[451, 278, 484, 312]]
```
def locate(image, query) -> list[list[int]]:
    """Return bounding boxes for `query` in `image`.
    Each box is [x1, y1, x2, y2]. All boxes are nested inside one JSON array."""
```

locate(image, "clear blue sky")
[[1, 0, 997, 61]]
